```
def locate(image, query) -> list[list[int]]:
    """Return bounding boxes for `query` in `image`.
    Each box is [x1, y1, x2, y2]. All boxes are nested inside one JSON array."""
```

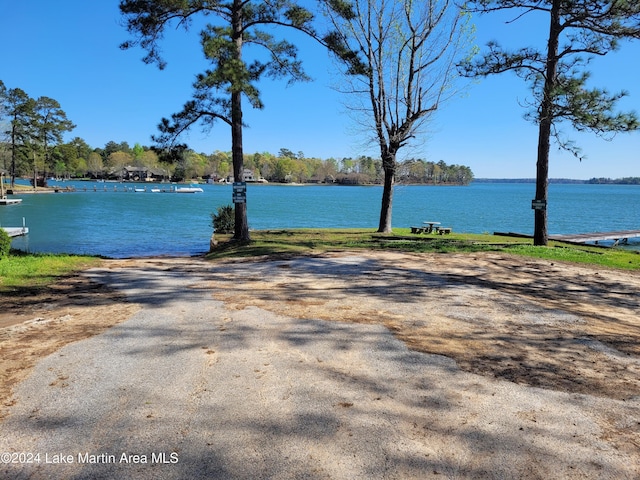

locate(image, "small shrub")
[[211, 204, 235, 234], [0, 229, 11, 259]]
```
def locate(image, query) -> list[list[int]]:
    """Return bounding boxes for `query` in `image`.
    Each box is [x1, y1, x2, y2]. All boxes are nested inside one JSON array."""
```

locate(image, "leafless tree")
[[325, 0, 472, 232]]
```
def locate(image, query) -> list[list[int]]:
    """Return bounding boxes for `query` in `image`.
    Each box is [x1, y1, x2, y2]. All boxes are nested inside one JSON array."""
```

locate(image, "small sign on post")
[[233, 182, 247, 204], [531, 199, 547, 210]]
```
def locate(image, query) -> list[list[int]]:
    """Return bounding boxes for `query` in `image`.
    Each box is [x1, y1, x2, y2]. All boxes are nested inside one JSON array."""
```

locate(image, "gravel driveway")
[[0, 255, 638, 479]]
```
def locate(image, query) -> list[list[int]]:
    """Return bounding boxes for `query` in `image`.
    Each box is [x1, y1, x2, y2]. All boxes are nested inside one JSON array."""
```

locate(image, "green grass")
[[208, 228, 640, 270], [207, 229, 382, 258], [0, 252, 102, 291], [501, 244, 640, 269]]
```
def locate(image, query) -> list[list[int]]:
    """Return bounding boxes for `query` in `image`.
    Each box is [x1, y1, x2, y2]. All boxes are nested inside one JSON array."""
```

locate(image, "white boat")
[[134, 187, 146, 192], [150, 188, 161, 193], [174, 185, 204, 193]]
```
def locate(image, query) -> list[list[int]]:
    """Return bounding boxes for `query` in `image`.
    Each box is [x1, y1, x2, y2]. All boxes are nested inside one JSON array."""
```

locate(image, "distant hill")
[[586, 177, 640, 185], [474, 178, 640, 185], [473, 178, 586, 184]]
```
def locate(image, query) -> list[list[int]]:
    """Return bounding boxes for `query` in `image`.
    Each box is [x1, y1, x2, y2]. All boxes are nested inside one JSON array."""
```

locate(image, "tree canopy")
[[0, 81, 74, 186], [1, 81, 473, 186]]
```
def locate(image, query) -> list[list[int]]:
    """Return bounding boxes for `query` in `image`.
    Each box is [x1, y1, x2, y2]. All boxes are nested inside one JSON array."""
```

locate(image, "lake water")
[[2, 181, 639, 258]]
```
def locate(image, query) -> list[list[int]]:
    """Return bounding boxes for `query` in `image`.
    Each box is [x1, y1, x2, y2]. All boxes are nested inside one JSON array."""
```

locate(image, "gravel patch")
[[0, 255, 638, 479]]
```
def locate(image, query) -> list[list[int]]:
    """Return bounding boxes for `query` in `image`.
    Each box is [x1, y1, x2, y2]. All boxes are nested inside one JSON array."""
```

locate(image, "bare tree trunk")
[[378, 153, 395, 233], [534, 0, 560, 247]]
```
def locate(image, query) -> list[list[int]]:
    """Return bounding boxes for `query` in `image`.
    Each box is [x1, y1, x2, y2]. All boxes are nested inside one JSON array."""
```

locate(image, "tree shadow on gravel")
[[199, 254, 640, 400], [84, 254, 640, 399], [2, 263, 637, 480]]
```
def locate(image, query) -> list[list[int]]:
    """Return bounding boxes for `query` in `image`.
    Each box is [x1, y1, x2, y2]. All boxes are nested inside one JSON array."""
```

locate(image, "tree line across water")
[[0, 82, 472, 186], [0, 137, 473, 186], [473, 178, 640, 185]]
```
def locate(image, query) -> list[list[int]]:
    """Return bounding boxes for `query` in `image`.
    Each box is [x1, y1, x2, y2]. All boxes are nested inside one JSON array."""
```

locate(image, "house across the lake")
[[120, 166, 169, 182], [222, 169, 263, 183], [87, 166, 170, 182]]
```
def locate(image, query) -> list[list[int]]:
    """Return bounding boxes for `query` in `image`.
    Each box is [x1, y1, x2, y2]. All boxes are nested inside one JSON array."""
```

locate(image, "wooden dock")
[[549, 230, 640, 246], [495, 230, 640, 247]]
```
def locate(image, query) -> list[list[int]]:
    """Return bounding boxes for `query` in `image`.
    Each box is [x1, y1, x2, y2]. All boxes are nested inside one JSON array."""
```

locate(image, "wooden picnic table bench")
[[423, 221, 441, 233], [411, 222, 451, 235], [411, 222, 450, 234]]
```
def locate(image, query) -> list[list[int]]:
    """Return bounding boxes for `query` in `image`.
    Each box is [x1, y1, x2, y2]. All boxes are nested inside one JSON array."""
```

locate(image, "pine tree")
[[0, 85, 36, 187], [120, 0, 342, 241], [33, 96, 75, 179], [462, 0, 640, 245]]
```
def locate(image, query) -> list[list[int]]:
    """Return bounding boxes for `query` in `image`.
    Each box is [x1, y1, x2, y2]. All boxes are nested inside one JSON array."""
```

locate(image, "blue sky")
[[2, 1, 639, 179]]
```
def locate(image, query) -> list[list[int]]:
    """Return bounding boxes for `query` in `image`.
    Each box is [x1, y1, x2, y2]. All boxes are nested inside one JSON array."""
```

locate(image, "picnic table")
[[410, 221, 451, 234], [423, 221, 441, 233]]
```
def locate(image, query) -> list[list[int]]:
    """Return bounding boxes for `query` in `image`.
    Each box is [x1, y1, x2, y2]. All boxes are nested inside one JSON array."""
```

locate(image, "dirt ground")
[[1, 250, 640, 425], [0, 274, 139, 418]]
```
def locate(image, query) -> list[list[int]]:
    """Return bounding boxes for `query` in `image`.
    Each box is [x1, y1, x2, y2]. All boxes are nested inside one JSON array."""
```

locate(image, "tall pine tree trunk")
[[231, 89, 249, 241], [534, 0, 560, 246], [231, 1, 250, 242], [10, 123, 17, 188], [534, 122, 550, 246]]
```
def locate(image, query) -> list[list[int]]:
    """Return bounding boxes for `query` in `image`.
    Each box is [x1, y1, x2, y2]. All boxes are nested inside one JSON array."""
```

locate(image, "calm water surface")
[[2, 181, 639, 258]]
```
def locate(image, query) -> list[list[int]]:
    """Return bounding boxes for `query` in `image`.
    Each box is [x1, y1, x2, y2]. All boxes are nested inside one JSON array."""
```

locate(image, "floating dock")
[[549, 230, 640, 246], [495, 230, 640, 247], [0, 198, 22, 205], [1, 218, 29, 237], [2, 227, 29, 237]]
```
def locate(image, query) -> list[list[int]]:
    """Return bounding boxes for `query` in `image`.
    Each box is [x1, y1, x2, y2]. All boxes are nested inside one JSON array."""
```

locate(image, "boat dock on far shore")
[[1, 171, 23, 204]]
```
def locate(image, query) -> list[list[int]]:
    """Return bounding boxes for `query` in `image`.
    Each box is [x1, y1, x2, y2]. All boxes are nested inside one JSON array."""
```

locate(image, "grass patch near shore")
[[4, 184, 50, 192], [208, 229, 640, 270], [0, 252, 101, 291], [2, 230, 637, 295]]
